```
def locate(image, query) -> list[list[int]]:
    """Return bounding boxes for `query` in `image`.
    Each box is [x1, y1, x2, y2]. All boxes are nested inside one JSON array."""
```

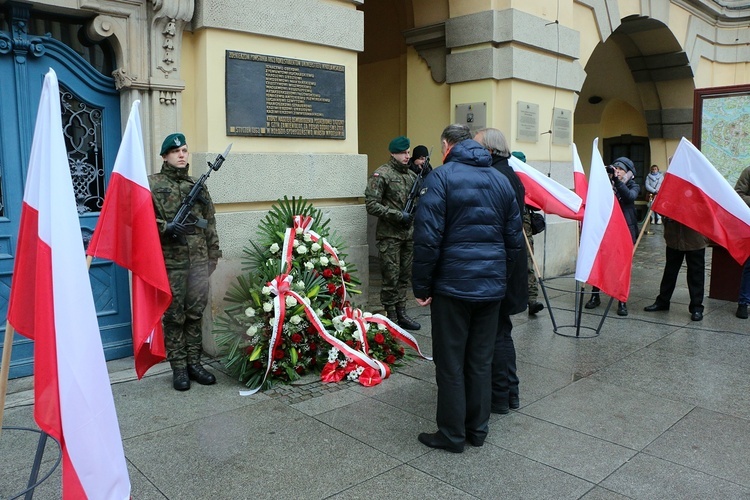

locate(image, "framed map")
[[693, 84, 750, 186]]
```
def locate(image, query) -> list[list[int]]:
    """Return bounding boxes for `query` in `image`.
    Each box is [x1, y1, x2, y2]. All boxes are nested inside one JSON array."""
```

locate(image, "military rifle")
[[404, 147, 432, 215], [170, 143, 232, 243]]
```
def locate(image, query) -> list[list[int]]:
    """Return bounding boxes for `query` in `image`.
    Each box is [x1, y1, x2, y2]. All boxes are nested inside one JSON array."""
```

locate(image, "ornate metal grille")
[[60, 84, 105, 214]]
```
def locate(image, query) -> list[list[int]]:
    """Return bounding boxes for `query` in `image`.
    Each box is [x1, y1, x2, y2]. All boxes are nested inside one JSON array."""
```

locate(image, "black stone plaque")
[[226, 50, 346, 139]]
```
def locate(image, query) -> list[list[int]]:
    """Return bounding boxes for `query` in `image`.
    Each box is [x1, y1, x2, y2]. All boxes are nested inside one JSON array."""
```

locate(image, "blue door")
[[0, 8, 132, 378]]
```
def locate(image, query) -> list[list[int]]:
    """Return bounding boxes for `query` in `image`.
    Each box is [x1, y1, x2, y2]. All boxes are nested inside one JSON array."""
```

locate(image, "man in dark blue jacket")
[[413, 124, 524, 453]]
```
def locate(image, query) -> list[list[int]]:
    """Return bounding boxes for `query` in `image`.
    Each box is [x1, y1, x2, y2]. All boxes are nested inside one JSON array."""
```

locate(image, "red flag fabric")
[[7, 68, 130, 498], [508, 155, 583, 220], [653, 137, 750, 265], [575, 138, 634, 302], [572, 143, 589, 206], [86, 100, 172, 379]]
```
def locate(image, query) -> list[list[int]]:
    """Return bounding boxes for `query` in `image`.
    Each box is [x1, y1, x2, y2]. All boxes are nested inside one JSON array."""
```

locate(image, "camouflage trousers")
[[525, 222, 539, 303], [164, 264, 209, 369], [376, 237, 413, 308]]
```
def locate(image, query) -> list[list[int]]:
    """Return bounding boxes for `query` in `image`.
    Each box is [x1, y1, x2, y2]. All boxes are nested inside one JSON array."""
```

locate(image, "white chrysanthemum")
[[296, 245, 308, 255], [315, 309, 324, 316], [304, 261, 314, 270], [292, 239, 300, 248], [285, 296, 297, 308], [263, 302, 273, 312], [319, 256, 329, 266], [261, 286, 271, 295], [245, 325, 258, 336], [289, 315, 302, 325], [352, 330, 362, 341], [295, 280, 305, 290], [311, 242, 321, 252], [302, 297, 311, 307], [295, 227, 303, 235], [303, 233, 312, 242], [377, 323, 386, 330], [244, 307, 256, 317], [341, 266, 347, 272], [332, 247, 339, 253], [343, 318, 354, 326], [338, 259, 346, 267], [269, 317, 276, 325], [327, 348, 339, 362], [269, 243, 280, 253], [333, 318, 345, 332]]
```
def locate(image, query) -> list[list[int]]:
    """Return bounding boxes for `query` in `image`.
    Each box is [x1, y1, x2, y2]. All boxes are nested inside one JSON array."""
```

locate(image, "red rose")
[[385, 355, 397, 364], [245, 346, 255, 355], [333, 267, 341, 275], [345, 340, 354, 347], [399, 347, 405, 355], [343, 273, 351, 282], [327, 283, 337, 293], [374, 333, 385, 344], [273, 368, 283, 376], [253, 360, 263, 369], [291, 333, 303, 344], [307, 325, 317, 333], [336, 286, 345, 297], [295, 365, 305, 374], [309, 342, 317, 351], [322, 268, 333, 278], [274, 349, 285, 360]]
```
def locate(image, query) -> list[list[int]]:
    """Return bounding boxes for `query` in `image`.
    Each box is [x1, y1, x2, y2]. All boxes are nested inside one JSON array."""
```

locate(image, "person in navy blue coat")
[[412, 124, 524, 453]]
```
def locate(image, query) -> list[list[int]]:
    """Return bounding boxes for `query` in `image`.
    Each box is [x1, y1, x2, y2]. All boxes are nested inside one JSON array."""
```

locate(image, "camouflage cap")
[[160, 133, 187, 156], [388, 136, 410, 153]]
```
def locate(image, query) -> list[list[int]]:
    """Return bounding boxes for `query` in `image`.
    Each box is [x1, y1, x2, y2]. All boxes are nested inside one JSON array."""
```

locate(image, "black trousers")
[[655, 246, 705, 313], [430, 294, 501, 446], [492, 311, 518, 406]]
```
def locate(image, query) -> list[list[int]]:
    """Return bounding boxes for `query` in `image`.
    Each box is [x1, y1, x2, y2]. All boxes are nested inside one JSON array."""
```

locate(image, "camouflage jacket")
[[365, 157, 417, 240], [149, 162, 222, 269]]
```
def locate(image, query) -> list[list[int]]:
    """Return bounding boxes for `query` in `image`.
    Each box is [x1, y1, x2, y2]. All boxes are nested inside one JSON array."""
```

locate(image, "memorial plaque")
[[455, 102, 486, 137], [225, 50, 346, 139], [516, 101, 539, 143], [551, 108, 572, 145]]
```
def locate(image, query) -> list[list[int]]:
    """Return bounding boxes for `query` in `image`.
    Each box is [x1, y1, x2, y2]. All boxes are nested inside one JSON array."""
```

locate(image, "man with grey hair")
[[412, 124, 523, 453]]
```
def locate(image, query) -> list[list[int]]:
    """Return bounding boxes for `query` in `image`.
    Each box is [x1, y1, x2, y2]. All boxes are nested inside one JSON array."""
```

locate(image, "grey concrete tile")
[[316, 397, 433, 462], [123, 398, 400, 499], [644, 407, 750, 488], [512, 360, 574, 408], [0, 407, 61, 476], [521, 378, 693, 449], [409, 442, 594, 499], [648, 328, 750, 370], [329, 464, 476, 499], [487, 412, 637, 483], [348, 368, 428, 397], [393, 357, 436, 383], [591, 347, 750, 420], [579, 486, 632, 499], [601, 453, 750, 499], [290, 387, 365, 416], [370, 377, 437, 420], [127, 461, 169, 500]]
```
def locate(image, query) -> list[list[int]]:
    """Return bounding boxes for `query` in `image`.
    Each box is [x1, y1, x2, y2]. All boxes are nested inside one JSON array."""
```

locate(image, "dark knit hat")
[[411, 145, 429, 160], [160, 133, 187, 156], [388, 136, 410, 153], [511, 151, 526, 163], [612, 156, 635, 174]]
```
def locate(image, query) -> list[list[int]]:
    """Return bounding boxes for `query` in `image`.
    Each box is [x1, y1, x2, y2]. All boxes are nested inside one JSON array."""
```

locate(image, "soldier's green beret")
[[388, 136, 410, 153], [511, 151, 526, 163], [160, 133, 187, 156]]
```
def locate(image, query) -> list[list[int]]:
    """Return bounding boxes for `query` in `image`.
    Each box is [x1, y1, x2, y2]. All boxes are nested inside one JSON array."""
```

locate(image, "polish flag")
[[572, 143, 588, 204], [86, 100, 171, 379], [7, 69, 130, 498], [575, 138, 634, 302], [509, 155, 583, 220], [653, 137, 750, 264]]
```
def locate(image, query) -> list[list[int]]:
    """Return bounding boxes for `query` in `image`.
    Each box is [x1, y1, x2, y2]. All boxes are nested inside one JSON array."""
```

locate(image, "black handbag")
[[529, 211, 546, 235]]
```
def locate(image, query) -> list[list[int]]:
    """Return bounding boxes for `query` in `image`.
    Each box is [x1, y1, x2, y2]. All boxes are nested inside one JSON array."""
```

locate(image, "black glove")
[[164, 220, 188, 238], [400, 210, 414, 226]]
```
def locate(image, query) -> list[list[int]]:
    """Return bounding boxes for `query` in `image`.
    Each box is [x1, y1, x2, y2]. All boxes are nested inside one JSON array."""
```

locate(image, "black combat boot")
[[187, 363, 216, 385], [396, 306, 421, 330], [173, 367, 190, 391]]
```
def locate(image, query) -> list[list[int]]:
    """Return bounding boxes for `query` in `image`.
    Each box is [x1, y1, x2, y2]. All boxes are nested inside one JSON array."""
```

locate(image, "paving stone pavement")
[[2, 224, 750, 499]]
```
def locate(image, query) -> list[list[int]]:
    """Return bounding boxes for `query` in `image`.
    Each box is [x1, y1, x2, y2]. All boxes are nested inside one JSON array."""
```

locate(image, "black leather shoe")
[[396, 307, 421, 330], [617, 302, 628, 316], [691, 311, 703, 321], [509, 394, 520, 409], [418, 432, 464, 453], [187, 364, 216, 385], [173, 367, 190, 391], [736, 304, 748, 319], [644, 303, 669, 312], [491, 402, 510, 414], [585, 295, 601, 309], [466, 434, 485, 447], [528, 301, 544, 315]]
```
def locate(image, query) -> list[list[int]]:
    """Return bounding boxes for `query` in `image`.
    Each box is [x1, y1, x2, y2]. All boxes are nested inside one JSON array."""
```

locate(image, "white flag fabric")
[[508, 155, 583, 220]]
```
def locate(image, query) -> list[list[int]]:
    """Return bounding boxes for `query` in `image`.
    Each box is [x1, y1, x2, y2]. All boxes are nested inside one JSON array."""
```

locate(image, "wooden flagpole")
[[0, 322, 15, 436], [633, 208, 653, 256]]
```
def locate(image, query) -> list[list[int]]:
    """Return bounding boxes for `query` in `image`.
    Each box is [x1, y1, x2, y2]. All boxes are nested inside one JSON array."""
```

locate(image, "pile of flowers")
[[214, 197, 429, 393]]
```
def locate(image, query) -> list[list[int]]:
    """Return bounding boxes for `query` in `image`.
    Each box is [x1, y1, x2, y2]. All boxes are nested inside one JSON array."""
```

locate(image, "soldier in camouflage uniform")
[[149, 133, 222, 391], [365, 136, 421, 330]]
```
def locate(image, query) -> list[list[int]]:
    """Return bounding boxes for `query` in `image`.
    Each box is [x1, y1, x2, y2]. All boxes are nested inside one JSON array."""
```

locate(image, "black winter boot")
[[173, 367, 190, 391], [187, 363, 216, 385], [396, 306, 421, 330]]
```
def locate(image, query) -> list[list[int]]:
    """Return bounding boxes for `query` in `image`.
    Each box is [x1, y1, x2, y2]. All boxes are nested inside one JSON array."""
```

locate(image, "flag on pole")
[[575, 138, 634, 302], [6, 69, 130, 498], [508, 155, 583, 220], [572, 143, 588, 204], [86, 100, 171, 379], [652, 137, 750, 265]]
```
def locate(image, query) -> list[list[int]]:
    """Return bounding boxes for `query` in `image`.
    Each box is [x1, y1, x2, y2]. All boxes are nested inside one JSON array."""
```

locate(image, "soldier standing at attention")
[[150, 133, 222, 391], [365, 135, 421, 330]]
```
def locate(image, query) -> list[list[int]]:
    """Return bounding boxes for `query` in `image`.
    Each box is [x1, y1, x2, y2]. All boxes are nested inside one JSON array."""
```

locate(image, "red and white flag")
[[575, 138, 633, 302], [86, 100, 171, 379], [572, 143, 588, 205], [653, 137, 750, 264], [7, 69, 130, 498], [509, 155, 583, 220]]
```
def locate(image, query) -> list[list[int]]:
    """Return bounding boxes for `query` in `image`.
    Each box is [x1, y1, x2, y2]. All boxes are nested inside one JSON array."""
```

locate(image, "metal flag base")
[[537, 277, 613, 338], [2, 427, 61, 499]]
